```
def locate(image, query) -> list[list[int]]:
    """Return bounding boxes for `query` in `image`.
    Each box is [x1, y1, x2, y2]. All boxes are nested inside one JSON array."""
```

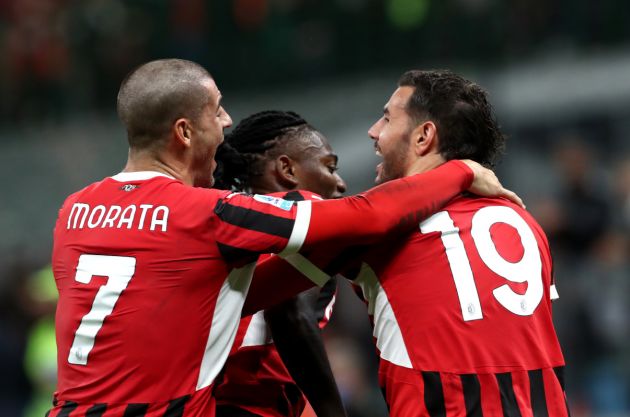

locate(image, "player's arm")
[[217, 160, 517, 267], [264, 288, 346, 417], [284, 159, 519, 255]]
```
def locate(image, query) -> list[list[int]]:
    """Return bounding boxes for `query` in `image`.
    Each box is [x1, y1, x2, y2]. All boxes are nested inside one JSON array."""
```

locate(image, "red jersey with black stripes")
[[51, 172, 310, 417], [215, 191, 336, 417], [351, 195, 569, 417], [50, 161, 474, 417]]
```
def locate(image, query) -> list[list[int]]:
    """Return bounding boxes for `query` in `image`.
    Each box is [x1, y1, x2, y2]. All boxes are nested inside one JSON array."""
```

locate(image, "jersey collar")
[[110, 171, 176, 182]]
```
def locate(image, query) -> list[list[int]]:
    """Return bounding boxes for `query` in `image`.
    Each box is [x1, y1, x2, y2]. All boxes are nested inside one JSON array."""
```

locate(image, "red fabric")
[[244, 160, 474, 314], [361, 195, 567, 415], [52, 175, 301, 416], [51, 160, 472, 416], [216, 191, 333, 417]]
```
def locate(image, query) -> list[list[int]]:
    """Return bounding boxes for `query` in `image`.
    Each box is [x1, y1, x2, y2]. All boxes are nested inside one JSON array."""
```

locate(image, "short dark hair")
[[398, 69, 505, 167], [213, 110, 315, 190], [117, 59, 213, 149]]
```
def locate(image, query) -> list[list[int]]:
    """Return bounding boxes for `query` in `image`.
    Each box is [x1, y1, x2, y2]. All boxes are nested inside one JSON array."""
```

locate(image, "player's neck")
[[123, 150, 185, 183], [404, 153, 446, 177]]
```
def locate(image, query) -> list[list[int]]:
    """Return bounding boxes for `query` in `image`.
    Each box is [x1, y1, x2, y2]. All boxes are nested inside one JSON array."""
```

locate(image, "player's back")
[[354, 195, 569, 417], [52, 172, 264, 416]]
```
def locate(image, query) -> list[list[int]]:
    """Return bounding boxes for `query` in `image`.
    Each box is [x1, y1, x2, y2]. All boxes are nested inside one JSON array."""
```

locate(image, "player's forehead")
[[299, 130, 335, 159], [385, 86, 414, 115], [201, 77, 221, 108]]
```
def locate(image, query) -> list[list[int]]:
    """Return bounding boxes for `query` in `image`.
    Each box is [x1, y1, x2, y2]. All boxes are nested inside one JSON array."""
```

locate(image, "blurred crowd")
[[523, 136, 630, 415], [2, 0, 630, 125]]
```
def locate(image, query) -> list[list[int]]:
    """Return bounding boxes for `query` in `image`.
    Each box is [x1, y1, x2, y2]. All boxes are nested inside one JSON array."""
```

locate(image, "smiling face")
[[291, 131, 347, 199], [368, 86, 416, 184], [189, 78, 233, 188]]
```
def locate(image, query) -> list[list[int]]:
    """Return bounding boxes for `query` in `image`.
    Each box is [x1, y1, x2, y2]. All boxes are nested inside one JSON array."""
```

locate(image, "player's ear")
[[173, 118, 193, 148], [275, 155, 299, 188], [412, 120, 438, 156]]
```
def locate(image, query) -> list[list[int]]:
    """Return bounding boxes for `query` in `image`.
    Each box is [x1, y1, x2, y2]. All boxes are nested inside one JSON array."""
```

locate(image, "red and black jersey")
[[215, 190, 337, 417], [50, 161, 473, 417], [50, 172, 311, 417], [351, 196, 569, 417], [247, 194, 570, 417]]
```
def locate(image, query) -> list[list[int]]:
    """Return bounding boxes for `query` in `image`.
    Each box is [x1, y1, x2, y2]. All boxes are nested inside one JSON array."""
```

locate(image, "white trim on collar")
[[110, 171, 176, 182]]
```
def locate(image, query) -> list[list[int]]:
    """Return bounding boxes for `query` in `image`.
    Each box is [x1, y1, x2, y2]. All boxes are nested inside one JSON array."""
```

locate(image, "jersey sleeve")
[[212, 192, 303, 264], [216, 160, 472, 266], [299, 160, 473, 250]]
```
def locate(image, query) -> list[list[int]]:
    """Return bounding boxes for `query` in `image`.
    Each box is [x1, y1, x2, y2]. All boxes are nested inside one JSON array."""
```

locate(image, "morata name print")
[[66, 202, 169, 231]]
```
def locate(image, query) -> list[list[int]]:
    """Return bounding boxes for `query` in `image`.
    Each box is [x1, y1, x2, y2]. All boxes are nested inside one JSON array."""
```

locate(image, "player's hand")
[[461, 160, 525, 208]]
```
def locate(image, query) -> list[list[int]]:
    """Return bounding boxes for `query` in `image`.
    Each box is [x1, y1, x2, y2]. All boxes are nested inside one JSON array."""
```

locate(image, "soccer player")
[[248, 70, 570, 417], [356, 70, 569, 416], [49, 59, 520, 417], [212, 110, 346, 417]]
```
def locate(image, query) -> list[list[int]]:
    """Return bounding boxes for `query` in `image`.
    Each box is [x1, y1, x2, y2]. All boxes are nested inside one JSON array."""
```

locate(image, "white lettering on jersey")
[[68, 203, 90, 229], [67, 203, 169, 231]]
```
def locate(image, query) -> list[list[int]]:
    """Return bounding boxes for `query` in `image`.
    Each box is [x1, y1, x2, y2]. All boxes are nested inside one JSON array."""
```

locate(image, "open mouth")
[[374, 145, 383, 182]]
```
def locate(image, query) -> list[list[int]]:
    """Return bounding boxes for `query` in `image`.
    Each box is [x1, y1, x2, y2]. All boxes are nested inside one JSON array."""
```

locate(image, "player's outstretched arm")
[[295, 160, 474, 251], [265, 291, 346, 417]]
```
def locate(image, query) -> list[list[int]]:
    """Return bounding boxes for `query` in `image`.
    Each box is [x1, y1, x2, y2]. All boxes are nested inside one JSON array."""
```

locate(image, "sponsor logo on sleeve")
[[253, 194, 294, 211]]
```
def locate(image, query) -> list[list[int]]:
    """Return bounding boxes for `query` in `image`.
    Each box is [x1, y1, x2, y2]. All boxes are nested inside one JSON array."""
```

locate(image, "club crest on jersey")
[[120, 184, 139, 192], [253, 194, 294, 211]]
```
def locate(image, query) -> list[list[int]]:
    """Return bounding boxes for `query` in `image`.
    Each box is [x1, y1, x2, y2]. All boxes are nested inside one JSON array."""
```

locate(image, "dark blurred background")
[[1, 1, 629, 416]]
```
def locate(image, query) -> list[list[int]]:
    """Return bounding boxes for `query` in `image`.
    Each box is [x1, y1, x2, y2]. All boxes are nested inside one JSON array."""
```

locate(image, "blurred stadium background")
[[1, 0, 629, 416]]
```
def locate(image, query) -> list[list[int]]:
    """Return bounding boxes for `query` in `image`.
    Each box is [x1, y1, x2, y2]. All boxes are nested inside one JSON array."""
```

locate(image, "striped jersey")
[[350, 195, 569, 417], [49, 161, 474, 417], [215, 190, 337, 417]]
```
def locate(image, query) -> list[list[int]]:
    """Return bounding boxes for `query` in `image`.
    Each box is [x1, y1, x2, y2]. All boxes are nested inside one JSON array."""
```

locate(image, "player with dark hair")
[[360, 69, 569, 416], [50, 58, 520, 417], [213, 110, 346, 417], [248, 69, 570, 417]]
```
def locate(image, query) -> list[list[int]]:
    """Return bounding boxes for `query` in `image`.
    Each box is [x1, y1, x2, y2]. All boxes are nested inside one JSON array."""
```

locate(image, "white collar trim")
[[110, 171, 176, 182]]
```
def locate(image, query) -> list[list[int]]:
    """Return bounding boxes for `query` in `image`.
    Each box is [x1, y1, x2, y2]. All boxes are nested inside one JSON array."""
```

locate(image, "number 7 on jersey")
[[68, 254, 137, 365]]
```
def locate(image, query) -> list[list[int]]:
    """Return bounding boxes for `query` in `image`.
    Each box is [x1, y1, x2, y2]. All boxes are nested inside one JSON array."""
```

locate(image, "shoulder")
[[267, 190, 324, 202]]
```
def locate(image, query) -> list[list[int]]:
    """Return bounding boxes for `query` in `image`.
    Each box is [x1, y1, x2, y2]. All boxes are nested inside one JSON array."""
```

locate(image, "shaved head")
[[117, 59, 213, 149]]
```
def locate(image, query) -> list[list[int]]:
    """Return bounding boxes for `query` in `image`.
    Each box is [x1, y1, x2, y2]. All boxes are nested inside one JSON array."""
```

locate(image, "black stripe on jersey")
[[282, 191, 306, 202], [216, 405, 262, 417], [528, 369, 549, 417], [214, 200, 294, 239], [57, 401, 78, 417], [380, 386, 390, 413], [123, 403, 149, 417], [496, 373, 523, 417], [460, 374, 483, 417], [324, 246, 368, 278], [553, 366, 565, 390], [163, 395, 191, 417], [314, 276, 337, 323], [553, 366, 572, 416], [86, 404, 107, 417], [422, 371, 446, 417], [217, 241, 260, 264]]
